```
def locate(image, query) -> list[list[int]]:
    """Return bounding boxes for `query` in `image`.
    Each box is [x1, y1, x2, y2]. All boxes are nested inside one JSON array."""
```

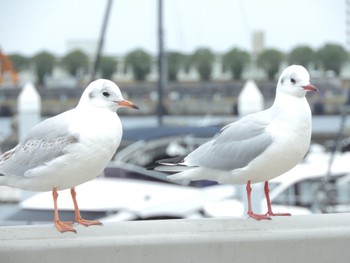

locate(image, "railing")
[[1, 213, 350, 263]]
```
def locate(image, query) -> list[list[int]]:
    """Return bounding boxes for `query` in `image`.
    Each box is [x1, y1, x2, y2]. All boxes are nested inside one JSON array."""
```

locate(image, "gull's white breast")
[[19, 107, 122, 191]]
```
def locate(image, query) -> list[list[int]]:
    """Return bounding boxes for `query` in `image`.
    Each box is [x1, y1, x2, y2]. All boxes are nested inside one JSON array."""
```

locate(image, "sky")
[[0, 0, 347, 57]]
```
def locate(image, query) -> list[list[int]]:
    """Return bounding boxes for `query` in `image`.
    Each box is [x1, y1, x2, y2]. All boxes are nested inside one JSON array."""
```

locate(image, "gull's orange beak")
[[118, 100, 139, 109], [302, 84, 318, 92]]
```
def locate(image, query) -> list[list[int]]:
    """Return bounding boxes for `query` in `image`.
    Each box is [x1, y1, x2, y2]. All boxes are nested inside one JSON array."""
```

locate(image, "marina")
[[1, 0, 350, 261]]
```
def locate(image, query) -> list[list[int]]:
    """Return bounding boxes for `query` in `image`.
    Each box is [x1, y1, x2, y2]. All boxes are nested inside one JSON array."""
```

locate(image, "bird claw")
[[55, 220, 76, 233]]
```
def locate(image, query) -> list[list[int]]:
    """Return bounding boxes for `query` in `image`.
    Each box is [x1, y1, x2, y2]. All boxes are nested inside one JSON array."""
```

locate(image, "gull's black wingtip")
[[156, 155, 186, 165]]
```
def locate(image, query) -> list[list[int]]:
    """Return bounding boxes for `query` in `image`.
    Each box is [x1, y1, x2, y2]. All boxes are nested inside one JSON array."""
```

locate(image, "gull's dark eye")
[[290, 78, 296, 84], [102, 91, 110, 97]]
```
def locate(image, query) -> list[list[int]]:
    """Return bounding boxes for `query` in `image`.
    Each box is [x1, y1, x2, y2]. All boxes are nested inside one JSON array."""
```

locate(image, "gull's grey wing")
[[0, 135, 78, 177], [184, 114, 273, 170], [0, 108, 81, 177], [21, 109, 74, 142]]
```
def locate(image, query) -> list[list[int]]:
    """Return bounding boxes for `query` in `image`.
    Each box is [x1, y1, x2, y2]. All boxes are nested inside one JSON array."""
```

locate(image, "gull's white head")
[[277, 65, 318, 97], [78, 79, 139, 111]]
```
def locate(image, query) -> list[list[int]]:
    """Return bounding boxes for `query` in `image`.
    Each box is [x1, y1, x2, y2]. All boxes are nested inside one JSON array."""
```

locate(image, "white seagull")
[[157, 65, 318, 220], [0, 79, 138, 232]]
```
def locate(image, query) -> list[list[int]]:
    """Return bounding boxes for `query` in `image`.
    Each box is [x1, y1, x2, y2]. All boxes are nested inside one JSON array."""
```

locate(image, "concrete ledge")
[[1, 214, 350, 263]]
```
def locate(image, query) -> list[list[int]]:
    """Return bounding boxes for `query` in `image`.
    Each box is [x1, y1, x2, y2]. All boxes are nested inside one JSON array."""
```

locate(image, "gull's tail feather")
[[167, 167, 221, 182], [154, 165, 191, 173], [156, 155, 186, 166], [154, 155, 189, 173]]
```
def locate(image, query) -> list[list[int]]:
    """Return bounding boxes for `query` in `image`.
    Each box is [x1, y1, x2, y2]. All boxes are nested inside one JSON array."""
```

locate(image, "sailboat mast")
[[157, 0, 165, 125]]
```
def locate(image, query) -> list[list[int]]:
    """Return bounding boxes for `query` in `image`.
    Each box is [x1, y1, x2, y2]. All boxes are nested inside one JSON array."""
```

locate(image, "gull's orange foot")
[[248, 212, 271, 221], [75, 218, 103, 227], [55, 220, 76, 233]]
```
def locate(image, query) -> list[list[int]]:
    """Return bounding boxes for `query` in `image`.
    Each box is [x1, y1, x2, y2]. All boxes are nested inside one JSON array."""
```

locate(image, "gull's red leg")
[[246, 181, 271, 220], [264, 181, 291, 217], [71, 188, 102, 227], [52, 188, 76, 233]]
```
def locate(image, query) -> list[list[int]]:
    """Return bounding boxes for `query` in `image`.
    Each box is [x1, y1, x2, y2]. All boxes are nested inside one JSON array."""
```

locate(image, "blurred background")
[[1, 0, 350, 226]]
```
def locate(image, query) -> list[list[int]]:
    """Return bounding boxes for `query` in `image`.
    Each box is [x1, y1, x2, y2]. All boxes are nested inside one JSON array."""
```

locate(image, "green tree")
[[100, 56, 117, 79], [31, 51, 56, 85], [191, 48, 214, 81], [222, 48, 250, 80], [257, 49, 284, 80], [167, 51, 185, 81], [61, 50, 89, 76], [8, 53, 30, 71], [288, 46, 314, 67], [182, 54, 192, 73], [316, 43, 348, 75], [125, 49, 152, 81]]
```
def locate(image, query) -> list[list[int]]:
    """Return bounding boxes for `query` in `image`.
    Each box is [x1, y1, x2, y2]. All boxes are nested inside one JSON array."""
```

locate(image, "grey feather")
[[0, 135, 79, 177], [20, 110, 73, 142], [184, 114, 273, 170], [0, 108, 79, 177]]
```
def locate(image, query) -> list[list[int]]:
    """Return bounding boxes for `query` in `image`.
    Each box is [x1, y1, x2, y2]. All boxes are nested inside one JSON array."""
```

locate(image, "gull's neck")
[[271, 90, 311, 120], [273, 90, 307, 107]]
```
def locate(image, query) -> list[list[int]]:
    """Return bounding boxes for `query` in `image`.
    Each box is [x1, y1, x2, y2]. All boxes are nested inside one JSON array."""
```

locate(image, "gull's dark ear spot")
[[281, 78, 284, 84], [89, 91, 95, 99]]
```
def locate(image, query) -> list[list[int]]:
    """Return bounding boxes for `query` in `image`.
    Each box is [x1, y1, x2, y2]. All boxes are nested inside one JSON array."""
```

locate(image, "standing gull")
[[157, 65, 318, 220], [0, 79, 138, 232]]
